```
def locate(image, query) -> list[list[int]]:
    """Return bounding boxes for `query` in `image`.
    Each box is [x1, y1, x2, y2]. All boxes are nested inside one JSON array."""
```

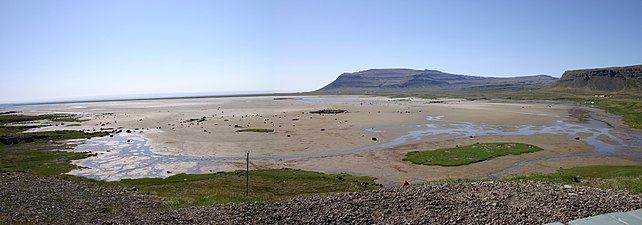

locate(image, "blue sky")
[[1, 0, 641, 103]]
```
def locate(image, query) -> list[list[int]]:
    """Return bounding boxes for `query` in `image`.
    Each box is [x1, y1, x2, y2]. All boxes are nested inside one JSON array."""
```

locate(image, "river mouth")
[[67, 107, 642, 181]]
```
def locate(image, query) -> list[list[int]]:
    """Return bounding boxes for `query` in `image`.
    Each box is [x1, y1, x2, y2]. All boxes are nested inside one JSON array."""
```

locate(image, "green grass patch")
[[0, 149, 91, 176], [595, 99, 642, 129], [507, 165, 642, 193], [118, 169, 380, 208], [433, 165, 642, 193], [560, 165, 642, 178], [235, 128, 274, 133], [404, 142, 542, 166], [0, 130, 109, 148], [310, 109, 348, 114], [0, 114, 82, 125], [0, 125, 39, 135]]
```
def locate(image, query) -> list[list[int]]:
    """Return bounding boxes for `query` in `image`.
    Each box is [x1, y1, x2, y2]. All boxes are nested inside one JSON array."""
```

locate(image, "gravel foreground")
[[2, 172, 642, 224], [0, 172, 160, 224]]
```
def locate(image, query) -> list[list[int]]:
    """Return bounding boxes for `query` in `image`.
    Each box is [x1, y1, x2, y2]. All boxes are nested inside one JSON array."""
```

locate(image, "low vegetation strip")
[[596, 99, 642, 129], [118, 169, 380, 208], [437, 165, 642, 194], [508, 165, 642, 193], [0, 130, 109, 148], [404, 142, 542, 166], [310, 109, 348, 114], [0, 113, 82, 124], [0, 149, 91, 176], [0, 113, 106, 149], [235, 128, 274, 133]]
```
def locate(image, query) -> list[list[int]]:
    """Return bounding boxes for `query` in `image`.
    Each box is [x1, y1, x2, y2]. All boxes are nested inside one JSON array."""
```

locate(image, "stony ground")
[[2, 172, 642, 224], [117, 181, 642, 224], [0, 172, 159, 224]]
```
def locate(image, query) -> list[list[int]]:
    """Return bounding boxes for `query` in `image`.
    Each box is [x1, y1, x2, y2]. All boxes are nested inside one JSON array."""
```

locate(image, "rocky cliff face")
[[316, 69, 557, 93], [552, 65, 642, 91]]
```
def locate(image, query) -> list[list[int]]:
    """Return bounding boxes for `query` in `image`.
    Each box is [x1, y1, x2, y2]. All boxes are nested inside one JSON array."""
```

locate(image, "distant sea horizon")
[[0, 90, 299, 106]]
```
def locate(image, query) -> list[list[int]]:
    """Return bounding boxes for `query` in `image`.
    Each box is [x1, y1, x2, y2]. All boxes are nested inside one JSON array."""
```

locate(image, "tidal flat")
[[4, 95, 641, 185]]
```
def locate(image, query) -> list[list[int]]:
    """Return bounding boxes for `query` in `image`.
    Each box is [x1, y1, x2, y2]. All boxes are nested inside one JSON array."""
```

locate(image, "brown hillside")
[[552, 65, 642, 91]]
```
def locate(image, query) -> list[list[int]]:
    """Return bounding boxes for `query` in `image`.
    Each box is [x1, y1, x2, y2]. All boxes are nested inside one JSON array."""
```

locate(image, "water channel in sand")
[[67, 108, 642, 181]]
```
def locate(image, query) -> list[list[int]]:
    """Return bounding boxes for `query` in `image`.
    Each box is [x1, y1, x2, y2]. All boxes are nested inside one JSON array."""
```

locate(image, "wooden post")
[[246, 151, 249, 196]]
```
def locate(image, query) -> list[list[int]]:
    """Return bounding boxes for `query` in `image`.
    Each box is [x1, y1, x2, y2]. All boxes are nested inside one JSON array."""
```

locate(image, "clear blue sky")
[[1, 0, 641, 103]]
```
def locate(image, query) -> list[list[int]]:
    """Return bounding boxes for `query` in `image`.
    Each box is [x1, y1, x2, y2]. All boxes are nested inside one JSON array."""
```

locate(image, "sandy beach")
[[9, 95, 642, 184]]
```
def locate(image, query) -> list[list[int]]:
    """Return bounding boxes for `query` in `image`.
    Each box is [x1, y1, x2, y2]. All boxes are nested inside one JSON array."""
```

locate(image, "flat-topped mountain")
[[551, 65, 642, 91], [316, 69, 557, 93]]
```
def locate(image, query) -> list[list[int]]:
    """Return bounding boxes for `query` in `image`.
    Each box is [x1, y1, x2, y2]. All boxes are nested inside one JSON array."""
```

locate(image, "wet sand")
[[8, 95, 642, 184]]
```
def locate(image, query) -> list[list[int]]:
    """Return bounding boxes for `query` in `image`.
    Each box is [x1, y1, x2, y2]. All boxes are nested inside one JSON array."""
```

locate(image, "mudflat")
[[9, 95, 642, 185]]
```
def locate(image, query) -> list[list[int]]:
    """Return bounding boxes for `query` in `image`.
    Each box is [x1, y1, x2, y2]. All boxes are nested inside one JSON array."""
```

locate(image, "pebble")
[[2, 171, 641, 225], [115, 181, 642, 224]]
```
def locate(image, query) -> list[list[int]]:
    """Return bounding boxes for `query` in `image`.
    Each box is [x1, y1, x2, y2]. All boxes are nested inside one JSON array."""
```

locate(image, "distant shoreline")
[[7, 92, 318, 106]]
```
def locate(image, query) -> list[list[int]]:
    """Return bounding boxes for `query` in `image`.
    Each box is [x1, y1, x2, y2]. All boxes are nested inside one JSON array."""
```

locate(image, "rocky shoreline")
[[2, 172, 641, 224]]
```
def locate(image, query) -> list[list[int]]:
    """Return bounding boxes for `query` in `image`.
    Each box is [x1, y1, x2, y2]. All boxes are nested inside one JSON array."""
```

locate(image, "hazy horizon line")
[[0, 90, 302, 105]]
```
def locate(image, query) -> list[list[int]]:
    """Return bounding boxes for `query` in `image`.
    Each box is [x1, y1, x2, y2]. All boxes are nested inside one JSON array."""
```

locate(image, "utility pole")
[[246, 151, 249, 196]]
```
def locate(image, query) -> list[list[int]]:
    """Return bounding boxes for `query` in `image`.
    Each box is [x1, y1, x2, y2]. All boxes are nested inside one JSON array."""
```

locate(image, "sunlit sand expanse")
[[7, 95, 642, 185]]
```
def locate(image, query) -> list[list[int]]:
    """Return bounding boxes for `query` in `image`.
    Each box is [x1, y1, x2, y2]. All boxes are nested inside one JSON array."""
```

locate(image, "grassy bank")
[[595, 99, 642, 129], [508, 165, 642, 193], [0, 130, 109, 149], [435, 165, 642, 194], [118, 169, 379, 208], [0, 148, 91, 176], [404, 143, 542, 166]]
